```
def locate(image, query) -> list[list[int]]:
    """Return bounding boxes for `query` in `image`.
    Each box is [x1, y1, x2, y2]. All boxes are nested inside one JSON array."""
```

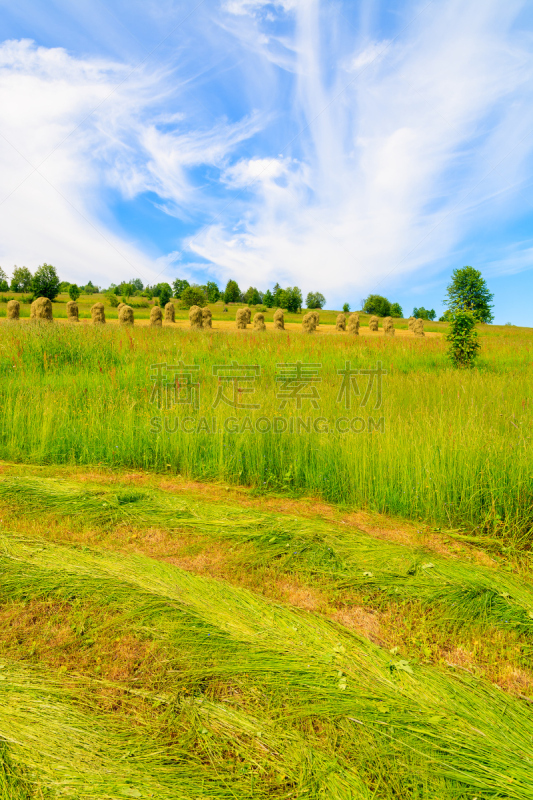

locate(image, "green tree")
[[390, 302, 403, 318], [306, 291, 326, 309], [263, 289, 274, 308], [244, 286, 263, 305], [286, 286, 302, 313], [363, 295, 391, 317], [272, 283, 282, 306], [181, 285, 207, 308], [68, 284, 81, 301], [159, 283, 172, 307], [31, 263, 60, 301], [10, 266, 32, 293], [0, 267, 8, 293], [342, 303, 350, 313], [439, 310, 453, 322], [130, 278, 143, 292], [84, 281, 97, 295], [120, 282, 133, 300], [206, 281, 220, 302], [445, 266, 494, 323], [223, 279, 241, 303], [413, 307, 435, 321], [446, 309, 480, 368], [173, 279, 190, 298]]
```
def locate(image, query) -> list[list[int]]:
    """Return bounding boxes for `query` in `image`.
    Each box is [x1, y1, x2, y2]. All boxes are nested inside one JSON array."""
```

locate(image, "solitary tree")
[[445, 266, 494, 323], [342, 303, 350, 313], [68, 284, 81, 302], [363, 294, 391, 317], [10, 266, 32, 293], [32, 263, 60, 301], [0, 267, 8, 292], [306, 292, 326, 309]]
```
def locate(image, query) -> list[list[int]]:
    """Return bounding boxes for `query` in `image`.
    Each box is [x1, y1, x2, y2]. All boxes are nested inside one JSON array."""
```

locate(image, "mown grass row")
[[0, 323, 532, 541], [1, 471, 533, 798]]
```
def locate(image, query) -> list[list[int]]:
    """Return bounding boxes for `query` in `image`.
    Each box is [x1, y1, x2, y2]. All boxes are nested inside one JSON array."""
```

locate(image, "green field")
[[1, 316, 533, 798]]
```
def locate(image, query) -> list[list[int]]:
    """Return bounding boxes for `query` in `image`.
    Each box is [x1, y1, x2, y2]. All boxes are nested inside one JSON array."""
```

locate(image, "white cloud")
[[186, 0, 533, 301], [1, 0, 532, 305], [0, 38, 262, 286]]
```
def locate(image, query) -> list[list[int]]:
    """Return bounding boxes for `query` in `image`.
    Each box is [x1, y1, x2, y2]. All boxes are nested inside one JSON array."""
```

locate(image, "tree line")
[[0, 263, 494, 326]]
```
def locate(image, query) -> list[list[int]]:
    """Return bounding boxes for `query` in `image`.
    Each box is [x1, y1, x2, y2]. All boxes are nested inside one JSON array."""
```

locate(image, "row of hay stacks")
[[5, 299, 425, 336]]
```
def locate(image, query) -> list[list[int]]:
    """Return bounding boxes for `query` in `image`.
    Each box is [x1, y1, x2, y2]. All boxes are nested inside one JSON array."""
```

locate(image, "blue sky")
[[0, 0, 532, 323]]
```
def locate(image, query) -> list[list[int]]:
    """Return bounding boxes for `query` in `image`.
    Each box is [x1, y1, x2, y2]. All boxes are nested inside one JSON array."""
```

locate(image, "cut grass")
[[2, 470, 533, 797]]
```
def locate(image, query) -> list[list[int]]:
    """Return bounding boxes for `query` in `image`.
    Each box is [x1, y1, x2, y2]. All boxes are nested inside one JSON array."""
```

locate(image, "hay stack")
[[336, 313, 346, 331], [66, 301, 79, 322], [164, 302, 175, 323], [413, 318, 425, 337], [189, 305, 203, 329], [302, 312, 317, 333], [383, 316, 395, 337], [117, 302, 126, 313], [310, 311, 320, 326], [30, 297, 53, 322], [202, 307, 212, 328], [150, 306, 163, 327], [368, 315, 379, 332], [118, 304, 134, 326], [408, 317, 415, 332], [6, 300, 20, 320], [236, 308, 249, 329], [347, 313, 360, 335], [273, 309, 284, 330], [253, 312, 266, 331], [91, 302, 106, 325], [244, 308, 251, 324]]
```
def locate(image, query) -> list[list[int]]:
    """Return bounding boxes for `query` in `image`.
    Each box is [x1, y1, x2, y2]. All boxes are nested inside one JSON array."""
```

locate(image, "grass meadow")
[[1, 311, 533, 799], [0, 316, 531, 543]]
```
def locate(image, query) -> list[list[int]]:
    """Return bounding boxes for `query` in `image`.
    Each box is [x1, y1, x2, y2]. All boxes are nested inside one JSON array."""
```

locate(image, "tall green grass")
[[1, 323, 532, 541]]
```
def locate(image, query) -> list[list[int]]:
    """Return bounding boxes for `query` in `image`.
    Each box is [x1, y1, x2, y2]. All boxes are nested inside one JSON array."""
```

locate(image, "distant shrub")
[[181, 286, 207, 308], [390, 302, 403, 318], [68, 284, 81, 302], [106, 294, 120, 307], [446, 309, 480, 368]]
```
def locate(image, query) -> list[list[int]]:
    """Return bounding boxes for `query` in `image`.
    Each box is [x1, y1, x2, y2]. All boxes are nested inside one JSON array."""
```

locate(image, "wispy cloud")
[[0, 1, 532, 304], [189, 0, 533, 298], [0, 36, 263, 285]]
